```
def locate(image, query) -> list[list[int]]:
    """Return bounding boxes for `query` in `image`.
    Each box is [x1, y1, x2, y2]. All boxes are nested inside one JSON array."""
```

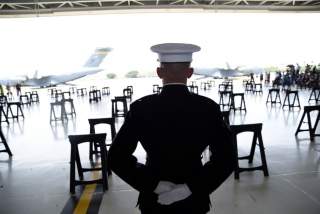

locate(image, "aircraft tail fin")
[[234, 66, 241, 71], [83, 47, 112, 68], [226, 62, 231, 70], [33, 70, 38, 79]]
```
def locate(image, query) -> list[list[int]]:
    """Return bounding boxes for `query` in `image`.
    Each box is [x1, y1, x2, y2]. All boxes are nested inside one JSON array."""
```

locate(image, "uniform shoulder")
[[190, 93, 219, 108], [130, 94, 159, 108]]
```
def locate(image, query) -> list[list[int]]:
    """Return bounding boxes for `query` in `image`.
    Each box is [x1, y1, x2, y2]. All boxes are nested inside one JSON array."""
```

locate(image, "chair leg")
[[52, 106, 56, 121], [89, 141, 94, 161], [308, 90, 314, 102], [75, 146, 84, 180], [0, 129, 12, 156], [111, 101, 115, 117], [71, 102, 76, 116], [312, 111, 320, 135], [282, 96, 286, 108], [100, 142, 109, 191], [18, 105, 24, 118], [316, 90, 320, 102], [266, 93, 270, 104], [248, 132, 257, 163], [50, 106, 53, 121], [258, 133, 269, 176], [8, 106, 14, 119], [277, 93, 281, 104], [70, 144, 76, 194], [1, 108, 9, 124], [106, 148, 112, 176], [296, 94, 301, 108], [242, 96, 246, 111], [233, 136, 240, 180], [288, 94, 291, 110], [307, 112, 314, 140], [295, 111, 306, 135]]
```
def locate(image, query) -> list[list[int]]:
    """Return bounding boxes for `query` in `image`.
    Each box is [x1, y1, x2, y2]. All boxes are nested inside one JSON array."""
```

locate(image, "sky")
[[0, 11, 319, 78]]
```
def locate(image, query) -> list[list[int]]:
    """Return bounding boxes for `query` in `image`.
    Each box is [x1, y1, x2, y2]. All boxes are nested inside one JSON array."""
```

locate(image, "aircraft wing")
[[0, 75, 27, 86], [16, 47, 111, 88], [0, 79, 22, 86], [194, 68, 245, 78], [22, 68, 103, 87], [209, 70, 245, 78], [238, 67, 265, 76]]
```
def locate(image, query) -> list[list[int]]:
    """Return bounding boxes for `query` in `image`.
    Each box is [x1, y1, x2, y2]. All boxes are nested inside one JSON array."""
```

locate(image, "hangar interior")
[[0, 1, 320, 214]]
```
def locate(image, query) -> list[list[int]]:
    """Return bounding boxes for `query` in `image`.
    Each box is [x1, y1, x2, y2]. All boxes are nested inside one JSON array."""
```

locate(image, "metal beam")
[[0, 0, 320, 16], [73, 2, 88, 6], [0, 0, 317, 5], [114, 0, 126, 6], [57, 2, 67, 7], [259, 0, 268, 5], [14, 3, 32, 8], [38, 3, 46, 8], [224, 0, 236, 5], [7, 4, 17, 9], [132, 0, 144, 5]]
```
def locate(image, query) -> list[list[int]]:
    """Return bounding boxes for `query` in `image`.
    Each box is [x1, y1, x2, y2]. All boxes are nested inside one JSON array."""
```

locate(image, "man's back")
[[109, 84, 234, 213], [132, 85, 223, 179], [109, 42, 234, 214]]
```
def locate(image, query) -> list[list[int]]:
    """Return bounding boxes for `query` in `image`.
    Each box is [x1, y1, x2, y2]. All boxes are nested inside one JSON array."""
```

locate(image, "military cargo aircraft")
[[0, 47, 112, 88], [194, 63, 265, 78]]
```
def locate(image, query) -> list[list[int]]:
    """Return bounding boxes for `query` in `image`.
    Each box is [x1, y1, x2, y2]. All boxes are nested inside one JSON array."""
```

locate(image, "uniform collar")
[[160, 84, 190, 96], [163, 83, 186, 86]]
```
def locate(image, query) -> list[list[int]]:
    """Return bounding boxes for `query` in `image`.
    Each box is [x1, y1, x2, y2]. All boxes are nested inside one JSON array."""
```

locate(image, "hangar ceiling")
[[0, 0, 319, 16]]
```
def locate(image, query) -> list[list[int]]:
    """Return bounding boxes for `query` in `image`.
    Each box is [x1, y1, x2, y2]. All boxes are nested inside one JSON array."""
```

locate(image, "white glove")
[[154, 181, 176, 194], [157, 184, 192, 205]]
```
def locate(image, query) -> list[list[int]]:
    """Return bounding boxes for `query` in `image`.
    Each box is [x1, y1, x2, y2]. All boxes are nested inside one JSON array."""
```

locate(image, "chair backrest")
[[127, 86, 133, 93], [63, 92, 71, 99], [69, 87, 77, 93], [0, 96, 8, 106], [123, 88, 132, 97], [269, 88, 280, 92], [68, 133, 106, 145], [88, 117, 116, 140], [20, 95, 30, 103], [55, 93, 64, 102], [220, 91, 232, 96], [218, 84, 226, 91], [304, 105, 320, 112], [90, 86, 97, 91], [230, 123, 262, 135]]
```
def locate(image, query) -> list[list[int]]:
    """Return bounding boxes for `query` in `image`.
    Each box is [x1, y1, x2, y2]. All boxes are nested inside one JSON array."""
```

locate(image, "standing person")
[[0, 84, 3, 96], [250, 72, 254, 83], [15, 83, 21, 96], [260, 73, 264, 83], [108, 43, 235, 214], [6, 84, 11, 98]]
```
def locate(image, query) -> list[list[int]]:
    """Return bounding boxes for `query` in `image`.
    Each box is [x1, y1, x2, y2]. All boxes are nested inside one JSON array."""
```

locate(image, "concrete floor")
[[0, 77, 319, 214]]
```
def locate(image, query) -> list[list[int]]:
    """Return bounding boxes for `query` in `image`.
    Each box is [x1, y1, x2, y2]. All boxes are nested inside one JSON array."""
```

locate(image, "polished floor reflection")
[[0, 77, 319, 214]]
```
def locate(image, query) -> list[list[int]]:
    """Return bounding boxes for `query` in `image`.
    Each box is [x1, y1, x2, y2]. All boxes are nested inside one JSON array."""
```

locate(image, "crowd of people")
[[0, 83, 21, 97], [272, 63, 320, 89]]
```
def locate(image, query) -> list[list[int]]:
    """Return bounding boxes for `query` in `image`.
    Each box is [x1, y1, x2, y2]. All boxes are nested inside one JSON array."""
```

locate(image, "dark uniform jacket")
[[108, 84, 234, 213]]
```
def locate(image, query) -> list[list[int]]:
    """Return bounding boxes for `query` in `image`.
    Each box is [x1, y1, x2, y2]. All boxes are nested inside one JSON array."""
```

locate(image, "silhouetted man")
[[108, 43, 234, 214]]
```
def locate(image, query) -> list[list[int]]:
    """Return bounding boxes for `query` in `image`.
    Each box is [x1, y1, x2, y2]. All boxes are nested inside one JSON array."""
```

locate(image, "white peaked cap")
[[151, 43, 201, 63]]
